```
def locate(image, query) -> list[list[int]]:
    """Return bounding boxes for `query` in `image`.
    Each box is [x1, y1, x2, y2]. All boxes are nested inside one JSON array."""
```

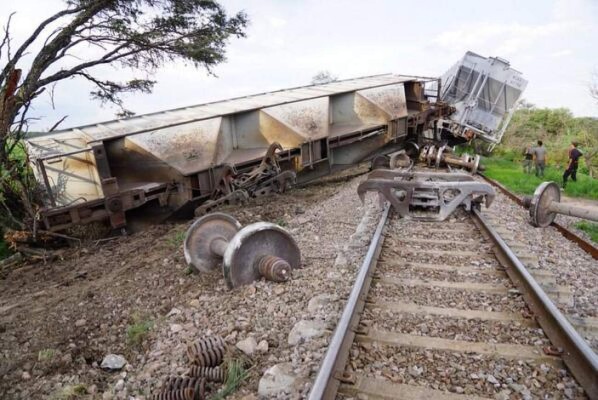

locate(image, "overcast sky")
[[2, 0, 597, 131]]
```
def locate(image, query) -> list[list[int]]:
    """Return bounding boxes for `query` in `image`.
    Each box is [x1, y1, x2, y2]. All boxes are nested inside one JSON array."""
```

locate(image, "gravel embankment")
[[120, 176, 383, 399]]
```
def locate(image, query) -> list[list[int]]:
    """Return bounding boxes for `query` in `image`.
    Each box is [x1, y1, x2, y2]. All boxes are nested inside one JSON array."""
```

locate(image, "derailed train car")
[[25, 52, 526, 232]]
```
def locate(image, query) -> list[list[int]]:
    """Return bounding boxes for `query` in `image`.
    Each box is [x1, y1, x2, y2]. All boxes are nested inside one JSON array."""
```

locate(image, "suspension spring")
[[161, 376, 206, 393], [187, 366, 226, 383], [150, 387, 199, 400], [186, 336, 226, 366]]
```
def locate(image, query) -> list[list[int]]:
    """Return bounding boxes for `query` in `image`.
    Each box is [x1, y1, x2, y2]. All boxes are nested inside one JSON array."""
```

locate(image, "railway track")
[[308, 202, 598, 399], [480, 174, 598, 260]]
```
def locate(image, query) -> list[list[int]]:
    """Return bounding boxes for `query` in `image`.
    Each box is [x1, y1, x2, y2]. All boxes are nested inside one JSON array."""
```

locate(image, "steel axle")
[[421, 145, 480, 174], [523, 182, 598, 227]]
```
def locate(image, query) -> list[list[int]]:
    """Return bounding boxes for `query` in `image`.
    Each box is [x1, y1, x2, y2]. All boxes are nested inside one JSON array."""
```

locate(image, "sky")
[[2, 0, 597, 131]]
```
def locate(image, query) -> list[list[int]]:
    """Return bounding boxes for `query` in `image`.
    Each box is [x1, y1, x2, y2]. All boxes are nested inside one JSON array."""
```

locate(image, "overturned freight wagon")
[[26, 74, 452, 231], [440, 51, 528, 149]]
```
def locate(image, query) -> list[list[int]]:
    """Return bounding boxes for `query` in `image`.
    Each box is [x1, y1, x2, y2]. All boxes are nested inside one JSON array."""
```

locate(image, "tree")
[[0, 0, 247, 229], [311, 70, 338, 85]]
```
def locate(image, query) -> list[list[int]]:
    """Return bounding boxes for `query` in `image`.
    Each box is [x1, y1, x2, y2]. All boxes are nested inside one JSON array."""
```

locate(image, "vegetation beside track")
[[480, 156, 597, 200], [466, 105, 597, 201], [574, 221, 598, 243]]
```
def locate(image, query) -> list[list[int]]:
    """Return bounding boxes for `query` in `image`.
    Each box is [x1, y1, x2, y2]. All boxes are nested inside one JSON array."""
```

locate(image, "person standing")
[[532, 140, 546, 178], [563, 141, 583, 188], [522, 144, 533, 174]]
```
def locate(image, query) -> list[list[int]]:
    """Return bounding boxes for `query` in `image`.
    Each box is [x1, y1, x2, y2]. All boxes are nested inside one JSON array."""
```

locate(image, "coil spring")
[[150, 388, 197, 400], [161, 376, 206, 393], [186, 336, 226, 366], [187, 366, 226, 383]]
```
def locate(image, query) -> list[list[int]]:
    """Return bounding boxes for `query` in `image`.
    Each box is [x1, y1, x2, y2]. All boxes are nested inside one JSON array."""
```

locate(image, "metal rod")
[[36, 147, 92, 161], [37, 160, 57, 207], [548, 202, 598, 222], [308, 203, 390, 400], [209, 237, 228, 257], [473, 208, 598, 398]]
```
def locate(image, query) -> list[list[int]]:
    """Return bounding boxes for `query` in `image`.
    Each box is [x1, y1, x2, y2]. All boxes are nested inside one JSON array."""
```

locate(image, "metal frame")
[[357, 171, 495, 221]]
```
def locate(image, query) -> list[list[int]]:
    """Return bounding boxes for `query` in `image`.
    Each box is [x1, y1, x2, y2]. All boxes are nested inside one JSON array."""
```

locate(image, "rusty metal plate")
[[125, 118, 223, 176]]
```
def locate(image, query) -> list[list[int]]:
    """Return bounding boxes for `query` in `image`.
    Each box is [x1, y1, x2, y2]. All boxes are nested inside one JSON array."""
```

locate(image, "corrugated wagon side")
[[26, 74, 450, 232]]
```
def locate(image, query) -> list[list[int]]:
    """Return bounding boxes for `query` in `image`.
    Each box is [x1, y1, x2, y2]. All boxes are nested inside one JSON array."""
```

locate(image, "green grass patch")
[[38, 348, 56, 362], [167, 229, 186, 248], [126, 316, 153, 347], [481, 157, 597, 200], [275, 218, 287, 227], [210, 359, 249, 400], [49, 384, 87, 400], [574, 221, 598, 243]]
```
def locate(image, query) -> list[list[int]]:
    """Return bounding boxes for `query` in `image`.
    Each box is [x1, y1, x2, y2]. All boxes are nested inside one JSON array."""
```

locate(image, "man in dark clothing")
[[563, 142, 583, 188]]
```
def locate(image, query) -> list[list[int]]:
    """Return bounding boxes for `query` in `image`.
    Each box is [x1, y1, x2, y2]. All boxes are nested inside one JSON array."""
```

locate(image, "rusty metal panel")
[[261, 97, 329, 142], [357, 84, 408, 120], [125, 117, 223, 176]]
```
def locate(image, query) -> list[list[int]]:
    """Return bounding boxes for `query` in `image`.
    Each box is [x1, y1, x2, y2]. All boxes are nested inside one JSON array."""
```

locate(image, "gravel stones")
[[236, 336, 258, 356], [287, 320, 327, 345], [307, 294, 336, 313], [100, 354, 127, 371], [115, 170, 382, 399], [256, 340, 269, 353], [257, 363, 298, 397]]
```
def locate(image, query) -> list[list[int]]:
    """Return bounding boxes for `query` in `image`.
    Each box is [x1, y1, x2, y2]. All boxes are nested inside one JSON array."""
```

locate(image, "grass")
[[210, 359, 249, 400], [126, 316, 153, 347], [49, 384, 87, 400], [38, 348, 56, 362], [167, 229, 186, 248], [481, 156, 598, 200], [574, 221, 598, 243], [275, 218, 287, 227]]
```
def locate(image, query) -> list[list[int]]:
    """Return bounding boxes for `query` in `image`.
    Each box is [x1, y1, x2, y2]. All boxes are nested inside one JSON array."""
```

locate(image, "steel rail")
[[308, 203, 390, 400], [309, 202, 598, 399], [479, 173, 598, 260], [473, 208, 598, 399]]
